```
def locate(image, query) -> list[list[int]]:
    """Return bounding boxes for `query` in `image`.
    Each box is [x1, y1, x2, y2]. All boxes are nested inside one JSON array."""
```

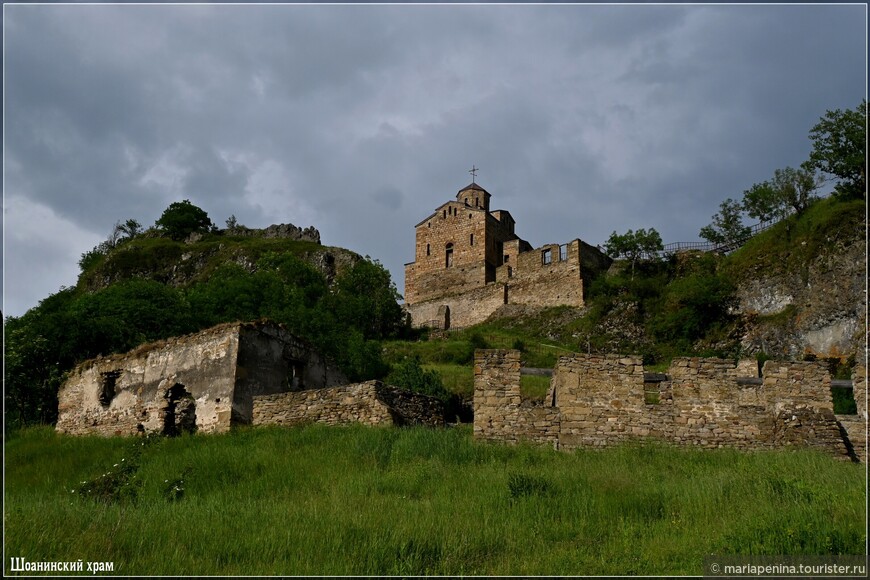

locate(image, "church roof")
[[457, 182, 489, 194]]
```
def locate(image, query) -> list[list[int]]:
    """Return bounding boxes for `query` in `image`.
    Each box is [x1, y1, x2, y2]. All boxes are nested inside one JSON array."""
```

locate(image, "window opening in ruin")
[[465, 198, 468, 205], [542, 249, 552, 265], [470, 233, 474, 246], [443, 210, 446, 218], [428, 222, 431, 228], [99, 371, 121, 408], [559, 244, 568, 261], [445, 243, 454, 268], [644, 385, 660, 405], [469, 213, 472, 219], [426, 243, 430, 256], [163, 383, 197, 437], [507, 266, 513, 278], [504, 254, 510, 262], [287, 361, 305, 390]]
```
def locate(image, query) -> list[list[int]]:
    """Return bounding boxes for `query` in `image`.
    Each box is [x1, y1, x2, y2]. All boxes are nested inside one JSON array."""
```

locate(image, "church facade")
[[404, 181, 612, 329]]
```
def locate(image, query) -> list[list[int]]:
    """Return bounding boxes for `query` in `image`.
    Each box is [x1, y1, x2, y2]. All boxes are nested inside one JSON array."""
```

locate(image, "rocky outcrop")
[[736, 233, 865, 359], [227, 223, 321, 244]]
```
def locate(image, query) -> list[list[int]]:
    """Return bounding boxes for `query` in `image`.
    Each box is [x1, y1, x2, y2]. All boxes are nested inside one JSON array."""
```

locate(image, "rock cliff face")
[[735, 220, 865, 359]]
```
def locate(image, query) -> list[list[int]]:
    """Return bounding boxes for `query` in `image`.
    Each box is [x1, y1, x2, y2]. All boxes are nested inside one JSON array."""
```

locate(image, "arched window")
[[445, 243, 454, 268], [426, 243, 430, 256]]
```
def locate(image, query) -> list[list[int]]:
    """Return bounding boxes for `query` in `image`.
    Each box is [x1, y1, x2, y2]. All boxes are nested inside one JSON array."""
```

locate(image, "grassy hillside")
[[77, 232, 355, 292], [5, 426, 865, 576]]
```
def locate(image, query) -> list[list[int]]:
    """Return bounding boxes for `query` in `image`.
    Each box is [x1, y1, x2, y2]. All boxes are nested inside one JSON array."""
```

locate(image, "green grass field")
[[5, 425, 866, 576]]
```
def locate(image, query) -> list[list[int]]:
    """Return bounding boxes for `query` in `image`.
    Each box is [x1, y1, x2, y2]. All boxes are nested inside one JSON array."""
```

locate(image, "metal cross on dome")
[[469, 165, 479, 183]]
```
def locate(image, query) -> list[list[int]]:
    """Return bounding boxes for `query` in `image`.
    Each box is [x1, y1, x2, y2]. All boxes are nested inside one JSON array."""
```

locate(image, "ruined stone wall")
[[232, 324, 348, 425], [552, 354, 671, 449], [251, 381, 445, 428], [473, 349, 852, 459], [506, 240, 586, 308], [57, 324, 240, 436], [852, 348, 867, 421], [839, 349, 867, 462], [473, 350, 559, 445]]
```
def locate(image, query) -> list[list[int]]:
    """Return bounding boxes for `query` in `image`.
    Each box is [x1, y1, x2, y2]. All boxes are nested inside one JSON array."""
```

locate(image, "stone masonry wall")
[[473, 350, 559, 445], [233, 324, 347, 424], [503, 240, 586, 309], [251, 381, 445, 428], [839, 347, 867, 463], [473, 349, 852, 459], [406, 283, 508, 329], [405, 204, 490, 304]]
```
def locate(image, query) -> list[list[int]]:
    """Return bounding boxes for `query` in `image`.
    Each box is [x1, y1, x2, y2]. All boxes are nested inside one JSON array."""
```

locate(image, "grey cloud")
[[3, 4, 865, 317]]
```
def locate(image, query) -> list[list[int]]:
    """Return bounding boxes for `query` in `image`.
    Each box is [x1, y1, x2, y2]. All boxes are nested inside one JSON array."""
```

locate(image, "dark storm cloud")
[[3, 3, 865, 316]]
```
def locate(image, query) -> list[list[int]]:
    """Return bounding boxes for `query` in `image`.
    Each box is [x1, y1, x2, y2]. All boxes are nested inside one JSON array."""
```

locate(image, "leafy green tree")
[[327, 258, 408, 339], [604, 228, 663, 279], [699, 198, 750, 249], [805, 100, 866, 199], [648, 257, 736, 347], [155, 200, 213, 240], [385, 355, 449, 401], [742, 166, 820, 222]]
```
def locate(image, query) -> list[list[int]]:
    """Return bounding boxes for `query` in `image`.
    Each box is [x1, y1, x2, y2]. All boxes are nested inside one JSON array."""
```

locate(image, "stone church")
[[404, 180, 612, 329]]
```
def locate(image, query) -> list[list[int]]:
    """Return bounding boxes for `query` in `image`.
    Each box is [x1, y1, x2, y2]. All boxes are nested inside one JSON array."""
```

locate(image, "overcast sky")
[[2, 3, 866, 317]]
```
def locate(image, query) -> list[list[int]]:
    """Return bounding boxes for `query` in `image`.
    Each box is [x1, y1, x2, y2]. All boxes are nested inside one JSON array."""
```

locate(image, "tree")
[[699, 198, 750, 250], [805, 100, 866, 199], [742, 166, 820, 222], [155, 200, 213, 241], [327, 257, 407, 339], [604, 228, 663, 279], [119, 218, 142, 239]]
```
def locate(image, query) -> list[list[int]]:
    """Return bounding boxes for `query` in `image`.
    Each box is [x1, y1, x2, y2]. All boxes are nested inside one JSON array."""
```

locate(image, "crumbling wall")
[[505, 241, 586, 309], [838, 349, 867, 463], [473, 350, 559, 445], [251, 381, 445, 428], [553, 354, 672, 449], [56, 321, 348, 437], [232, 323, 347, 424], [473, 349, 852, 459], [56, 324, 240, 436]]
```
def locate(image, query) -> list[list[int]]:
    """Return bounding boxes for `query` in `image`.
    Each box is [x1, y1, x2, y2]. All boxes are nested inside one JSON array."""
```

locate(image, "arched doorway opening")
[[163, 383, 197, 436]]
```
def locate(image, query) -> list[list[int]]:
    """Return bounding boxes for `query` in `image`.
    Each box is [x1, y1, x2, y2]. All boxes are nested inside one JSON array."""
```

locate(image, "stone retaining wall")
[[252, 381, 445, 428]]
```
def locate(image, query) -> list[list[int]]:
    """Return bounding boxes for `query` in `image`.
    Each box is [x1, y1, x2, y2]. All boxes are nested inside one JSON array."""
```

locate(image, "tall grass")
[[5, 426, 865, 576]]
